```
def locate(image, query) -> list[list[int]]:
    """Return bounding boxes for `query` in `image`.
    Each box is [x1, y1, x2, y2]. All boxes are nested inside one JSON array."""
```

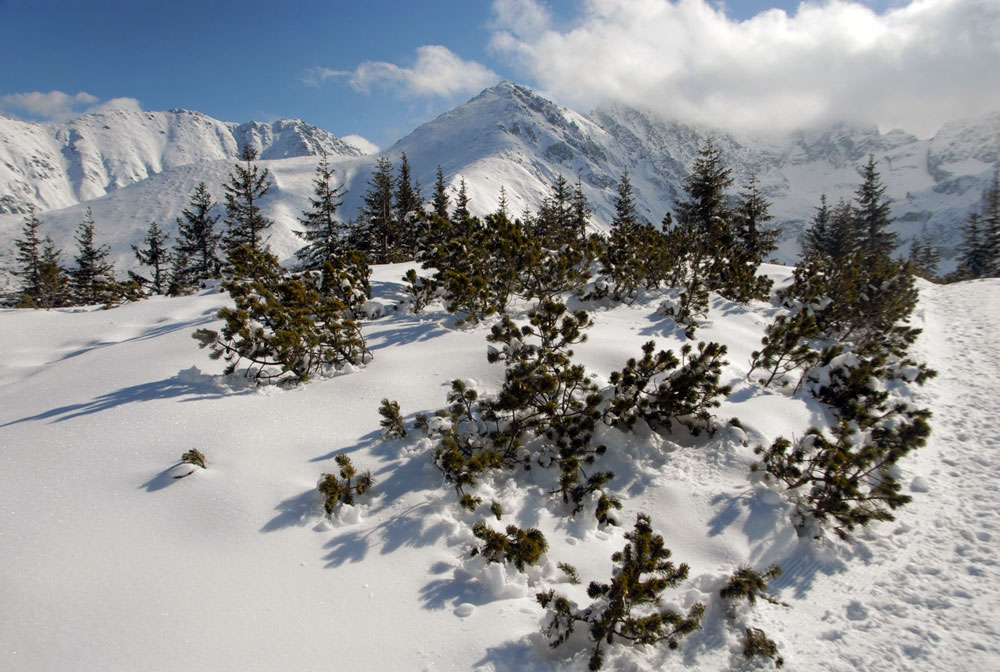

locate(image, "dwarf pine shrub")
[[747, 312, 820, 389], [742, 627, 784, 668], [193, 245, 369, 383], [606, 340, 731, 435], [181, 448, 207, 469], [318, 454, 374, 514], [470, 520, 548, 571], [537, 513, 703, 670], [378, 398, 406, 439], [720, 565, 786, 607]]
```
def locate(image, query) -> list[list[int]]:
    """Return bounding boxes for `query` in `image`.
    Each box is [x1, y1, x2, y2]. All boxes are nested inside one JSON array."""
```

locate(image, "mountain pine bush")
[[318, 454, 374, 513], [537, 513, 703, 670], [193, 245, 369, 383]]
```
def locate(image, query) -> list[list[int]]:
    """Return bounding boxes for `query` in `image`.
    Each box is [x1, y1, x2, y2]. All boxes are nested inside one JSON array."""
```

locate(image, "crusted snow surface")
[[0, 266, 998, 670]]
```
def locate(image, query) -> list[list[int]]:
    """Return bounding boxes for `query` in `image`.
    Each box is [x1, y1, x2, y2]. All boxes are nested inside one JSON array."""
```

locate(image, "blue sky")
[[1, 0, 996, 144]]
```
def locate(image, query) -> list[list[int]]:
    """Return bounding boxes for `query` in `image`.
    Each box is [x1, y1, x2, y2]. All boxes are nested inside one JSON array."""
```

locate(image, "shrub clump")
[[537, 514, 704, 670], [470, 520, 548, 572], [318, 454, 374, 514]]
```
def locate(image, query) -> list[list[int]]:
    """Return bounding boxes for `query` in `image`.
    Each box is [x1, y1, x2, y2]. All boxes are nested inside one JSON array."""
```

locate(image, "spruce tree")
[[70, 207, 115, 305], [611, 170, 641, 234], [734, 172, 778, 263], [534, 175, 575, 248], [394, 152, 422, 256], [978, 168, 1000, 275], [132, 220, 171, 294], [853, 155, 897, 258], [35, 236, 69, 309], [802, 194, 830, 258], [175, 182, 222, 284], [360, 156, 398, 262], [955, 212, 991, 279], [222, 145, 273, 254], [295, 152, 346, 270], [14, 207, 44, 306], [431, 165, 450, 219], [452, 177, 471, 223]]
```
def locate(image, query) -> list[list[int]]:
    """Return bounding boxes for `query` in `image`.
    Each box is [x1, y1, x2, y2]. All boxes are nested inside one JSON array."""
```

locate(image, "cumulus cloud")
[[490, 0, 1000, 137], [322, 45, 500, 99], [0, 90, 143, 121]]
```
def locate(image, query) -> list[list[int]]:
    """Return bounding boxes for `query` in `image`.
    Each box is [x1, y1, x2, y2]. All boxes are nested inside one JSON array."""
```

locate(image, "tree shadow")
[[260, 488, 324, 532], [55, 312, 216, 363], [323, 529, 373, 567], [419, 566, 489, 611], [365, 318, 450, 351], [139, 464, 187, 492], [707, 490, 781, 541], [474, 637, 552, 672], [2, 365, 245, 426]]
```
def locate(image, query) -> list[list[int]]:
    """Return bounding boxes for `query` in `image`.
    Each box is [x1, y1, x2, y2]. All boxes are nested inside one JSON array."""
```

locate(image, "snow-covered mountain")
[[1, 82, 999, 288], [0, 108, 364, 216]]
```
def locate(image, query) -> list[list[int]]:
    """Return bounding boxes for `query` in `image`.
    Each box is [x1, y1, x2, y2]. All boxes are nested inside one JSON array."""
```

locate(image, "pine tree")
[[70, 207, 116, 305], [222, 146, 273, 254], [132, 220, 171, 294], [452, 177, 471, 223], [537, 514, 704, 670], [431, 165, 450, 219], [13, 207, 44, 306], [853, 155, 897, 258], [360, 156, 398, 262], [175, 182, 222, 284], [294, 152, 346, 270]]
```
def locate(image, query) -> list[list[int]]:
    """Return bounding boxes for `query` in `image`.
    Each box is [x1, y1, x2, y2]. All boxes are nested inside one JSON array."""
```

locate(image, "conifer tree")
[[131, 220, 171, 294], [496, 185, 510, 217], [611, 170, 641, 234], [431, 165, 450, 218], [537, 514, 704, 670], [13, 207, 44, 306], [801, 194, 832, 258], [222, 146, 273, 253], [452, 177, 471, 223], [955, 212, 991, 279], [394, 152, 421, 222], [175, 182, 222, 284], [853, 155, 897, 258], [35, 236, 69, 309], [981, 168, 1000, 273], [360, 156, 398, 262], [570, 178, 590, 242], [734, 172, 779, 263], [70, 207, 116, 305], [294, 152, 346, 270], [534, 175, 576, 248]]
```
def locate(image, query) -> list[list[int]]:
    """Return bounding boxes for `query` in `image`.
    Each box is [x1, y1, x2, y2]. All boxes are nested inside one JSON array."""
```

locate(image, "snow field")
[[1, 265, 998, 670]]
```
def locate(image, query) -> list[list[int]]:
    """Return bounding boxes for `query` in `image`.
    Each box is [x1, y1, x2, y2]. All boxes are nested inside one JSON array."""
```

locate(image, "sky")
[[0, 0, 997, 146]]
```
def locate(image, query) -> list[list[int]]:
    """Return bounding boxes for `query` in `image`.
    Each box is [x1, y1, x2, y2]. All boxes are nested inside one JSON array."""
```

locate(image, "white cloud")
[[331, 45, 500, 99], [0, 90, 143, 121], [490, 0, 1000, 137]]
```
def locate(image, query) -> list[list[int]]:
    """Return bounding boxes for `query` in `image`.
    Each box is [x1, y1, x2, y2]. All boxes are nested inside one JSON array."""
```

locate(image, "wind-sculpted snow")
[[0, 265, 997, 670]]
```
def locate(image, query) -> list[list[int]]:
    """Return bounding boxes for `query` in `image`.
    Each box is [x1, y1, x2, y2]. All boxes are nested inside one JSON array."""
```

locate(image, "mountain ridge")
[[1, 81, 998, 287]]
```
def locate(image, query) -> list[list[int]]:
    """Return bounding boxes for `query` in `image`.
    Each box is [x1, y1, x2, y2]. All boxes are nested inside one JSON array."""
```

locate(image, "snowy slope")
[[1, 265, 997, 671]]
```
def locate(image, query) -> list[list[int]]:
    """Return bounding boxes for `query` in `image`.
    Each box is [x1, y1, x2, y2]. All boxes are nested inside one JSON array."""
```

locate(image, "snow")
[[1, 265, 998, 670], [3, 82, 999, 291]]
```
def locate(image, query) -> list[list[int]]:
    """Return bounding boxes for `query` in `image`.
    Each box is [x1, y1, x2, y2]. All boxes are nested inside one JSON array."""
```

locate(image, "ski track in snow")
[[781, 279, 1000, 671]]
